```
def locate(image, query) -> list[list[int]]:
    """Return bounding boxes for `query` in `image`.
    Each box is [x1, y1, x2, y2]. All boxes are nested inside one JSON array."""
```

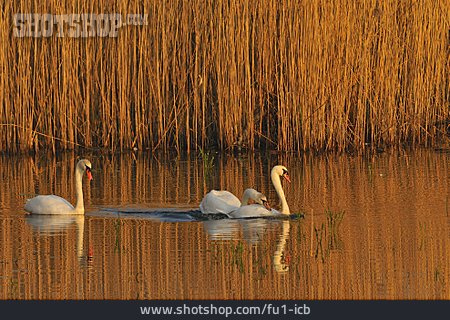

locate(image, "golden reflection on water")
[[0, 149, 448, 299]]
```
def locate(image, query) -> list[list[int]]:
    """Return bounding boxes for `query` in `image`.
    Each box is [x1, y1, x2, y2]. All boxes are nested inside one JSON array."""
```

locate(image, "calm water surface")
[[0, 149, 448, 299]]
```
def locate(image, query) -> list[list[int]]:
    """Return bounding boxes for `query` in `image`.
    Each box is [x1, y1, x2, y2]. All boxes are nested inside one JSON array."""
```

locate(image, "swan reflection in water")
[[273, 220, 290, 273], [25, 215, 86, 260], [202, 218, 291, 273], [88, 207, 292, 273]]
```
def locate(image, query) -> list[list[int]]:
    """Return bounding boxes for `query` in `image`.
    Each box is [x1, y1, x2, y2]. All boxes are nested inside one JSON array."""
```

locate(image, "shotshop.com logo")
[[13, 13, 148, 38]]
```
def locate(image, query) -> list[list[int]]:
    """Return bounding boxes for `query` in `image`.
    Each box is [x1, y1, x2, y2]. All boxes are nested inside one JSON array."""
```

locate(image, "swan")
[[24, 159, 93, 215], [228, 165, 291, 218], [200, 188, 270, 214], [269, 165, 291, 215]]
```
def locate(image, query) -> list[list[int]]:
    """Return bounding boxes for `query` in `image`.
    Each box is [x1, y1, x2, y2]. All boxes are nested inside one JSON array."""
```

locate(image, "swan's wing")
[[199, 190, 241, 214], [208, 190, 241, 204], [228, 204, 272, 219], [25, 195, 74, 215]]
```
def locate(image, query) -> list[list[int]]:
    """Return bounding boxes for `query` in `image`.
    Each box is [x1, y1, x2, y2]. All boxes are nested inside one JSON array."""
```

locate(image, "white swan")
[[24, 159, 93, 215], [269, 165, 291, 215], [228, 165, 291, 218], [200, 188, 269, 214]]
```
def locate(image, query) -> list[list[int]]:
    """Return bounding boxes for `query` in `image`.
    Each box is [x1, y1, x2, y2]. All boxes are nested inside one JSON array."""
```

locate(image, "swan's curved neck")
[[271, 171, 290, 214], [241, 190, 251, 206], [74, 167, 84, 213]]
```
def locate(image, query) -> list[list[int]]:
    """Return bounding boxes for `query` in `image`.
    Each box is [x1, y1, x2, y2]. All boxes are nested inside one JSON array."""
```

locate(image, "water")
[[0, 149, 448, 299]]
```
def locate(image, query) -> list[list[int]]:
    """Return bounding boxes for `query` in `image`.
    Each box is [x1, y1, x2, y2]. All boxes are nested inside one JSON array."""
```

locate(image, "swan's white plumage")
[[200, 188, 266, 215], [25, 195, 75, 215], [24, 159, 92, 215], [227, 205, 286, 219], [199, 190, 241, 214], [228, 204, 279, 218]]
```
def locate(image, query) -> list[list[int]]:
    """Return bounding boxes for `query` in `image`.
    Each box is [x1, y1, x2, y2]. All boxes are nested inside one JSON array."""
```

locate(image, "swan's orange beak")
[[283, 173, 291, 183], [86, 169, 93, 181], [263, 200, 271, 210]]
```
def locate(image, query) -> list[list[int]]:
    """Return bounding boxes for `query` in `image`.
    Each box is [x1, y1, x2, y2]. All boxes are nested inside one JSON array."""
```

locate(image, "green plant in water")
[[199, 147, 215, 173], [254, 245, 268, 278], [291, 212, 306, 219], [314, 223, 325, 263], [209, 243, 223, 263], [326, 209, 345, 230], [312, 210, 345, 262], [114, 218, 122, 253], [253, 255, 267, 278], [326, 209, 345, 251], [434, 267, 444, 285], [231, 241, 245, 273]]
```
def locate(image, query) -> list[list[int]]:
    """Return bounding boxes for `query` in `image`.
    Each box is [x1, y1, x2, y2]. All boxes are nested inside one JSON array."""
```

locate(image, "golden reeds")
[[0, 0, 448, 153]]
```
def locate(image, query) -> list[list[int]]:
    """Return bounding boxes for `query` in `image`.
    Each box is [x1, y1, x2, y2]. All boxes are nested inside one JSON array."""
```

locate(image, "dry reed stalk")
[[0, 0, 447, 153]]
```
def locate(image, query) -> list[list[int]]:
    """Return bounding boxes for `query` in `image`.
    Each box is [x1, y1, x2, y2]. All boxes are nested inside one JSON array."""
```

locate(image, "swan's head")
[[77, 159, 93, 181], [257, 193, 271, 210], [271, 165, 291, 183], [243, 188, 271, 210]]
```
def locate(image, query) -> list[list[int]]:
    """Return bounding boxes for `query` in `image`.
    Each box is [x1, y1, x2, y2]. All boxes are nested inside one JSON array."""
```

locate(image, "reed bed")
[[0, 0, 448, 153]]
